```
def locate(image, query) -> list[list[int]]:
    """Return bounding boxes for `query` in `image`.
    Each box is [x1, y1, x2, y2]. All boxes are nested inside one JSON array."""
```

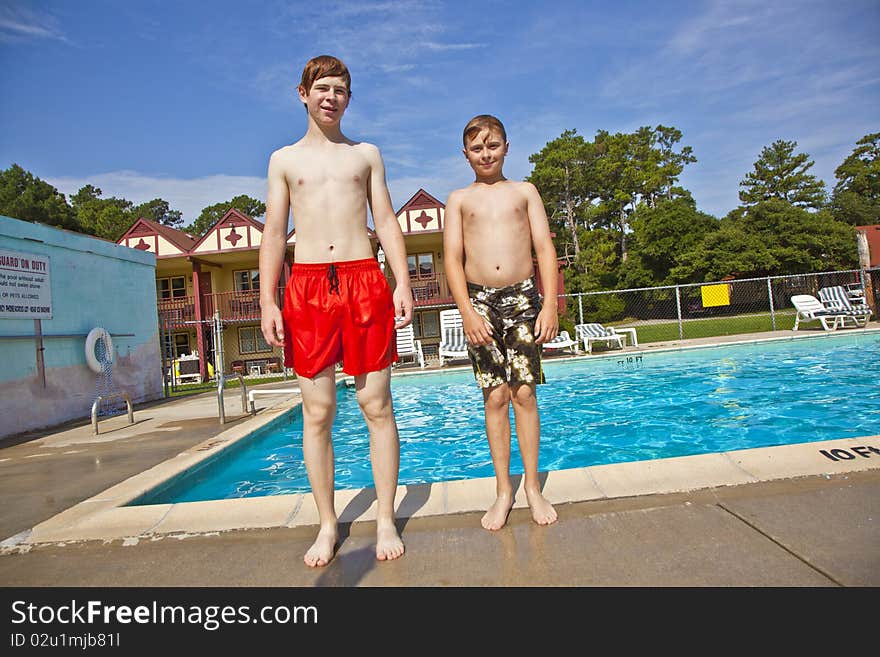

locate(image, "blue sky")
[[1, 0, 878, 226]]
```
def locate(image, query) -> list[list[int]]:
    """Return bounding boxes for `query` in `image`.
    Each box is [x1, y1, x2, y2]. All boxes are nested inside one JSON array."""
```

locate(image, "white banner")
[[0, 249, 52, 319]]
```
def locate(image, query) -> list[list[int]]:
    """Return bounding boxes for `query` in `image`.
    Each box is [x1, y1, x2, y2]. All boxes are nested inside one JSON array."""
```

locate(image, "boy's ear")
[[297, 84, 308, 103]]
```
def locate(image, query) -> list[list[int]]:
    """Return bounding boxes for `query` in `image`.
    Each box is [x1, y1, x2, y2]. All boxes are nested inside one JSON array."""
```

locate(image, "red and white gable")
[[191, 209, 264, 255], [117, 218, 196, 257], [395, 189, 445, 234]]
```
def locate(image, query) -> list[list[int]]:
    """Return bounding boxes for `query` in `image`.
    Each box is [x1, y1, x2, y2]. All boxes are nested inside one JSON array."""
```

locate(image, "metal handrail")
[[91, 392, 134, 435], [217, 372, 248, 424]]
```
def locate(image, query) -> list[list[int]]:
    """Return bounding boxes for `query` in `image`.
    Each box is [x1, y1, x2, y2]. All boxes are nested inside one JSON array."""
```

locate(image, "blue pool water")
[[132, 333, 880, 505]]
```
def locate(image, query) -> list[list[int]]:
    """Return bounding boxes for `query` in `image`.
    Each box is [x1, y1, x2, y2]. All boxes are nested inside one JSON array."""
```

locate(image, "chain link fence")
[[555, 268, 877, 347]]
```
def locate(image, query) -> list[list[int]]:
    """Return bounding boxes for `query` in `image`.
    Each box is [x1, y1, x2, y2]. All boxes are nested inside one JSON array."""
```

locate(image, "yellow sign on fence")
[[701, 283, 731, 308]]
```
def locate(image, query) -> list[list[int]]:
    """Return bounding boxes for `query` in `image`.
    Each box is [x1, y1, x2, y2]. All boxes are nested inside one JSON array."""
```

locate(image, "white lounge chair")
[[438, 309, 469, 365], [394, 324, 426, 369], [790, 294, 846, 331], [817, 285, 873, 328], [542, 330, 577, 355], [574, 323, 625, 354]]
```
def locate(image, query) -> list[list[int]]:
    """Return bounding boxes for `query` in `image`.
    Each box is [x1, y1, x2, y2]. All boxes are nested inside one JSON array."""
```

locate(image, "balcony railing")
[[399, 272, 455, 307], [158, 275, 455, 329]]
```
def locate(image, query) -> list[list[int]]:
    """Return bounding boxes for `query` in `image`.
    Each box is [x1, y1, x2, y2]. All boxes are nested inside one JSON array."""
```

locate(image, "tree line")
[[527, 129, 879, 292], [1, 129, 877, 292], [0, 164, 265, 241]]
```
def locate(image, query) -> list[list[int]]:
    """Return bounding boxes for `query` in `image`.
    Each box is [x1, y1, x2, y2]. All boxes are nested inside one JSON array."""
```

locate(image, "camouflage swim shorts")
[[466, 276, 546, 389]]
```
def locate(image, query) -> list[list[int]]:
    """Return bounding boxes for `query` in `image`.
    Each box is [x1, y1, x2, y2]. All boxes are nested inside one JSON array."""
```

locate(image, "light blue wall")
[[0, 215, 162, 437]]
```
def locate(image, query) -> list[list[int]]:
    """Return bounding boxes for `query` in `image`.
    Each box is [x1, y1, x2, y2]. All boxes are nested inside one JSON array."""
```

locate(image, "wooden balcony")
[[158, 289, 273, 328], [157, 276, 453, 331], [404, 273, 454, 307]]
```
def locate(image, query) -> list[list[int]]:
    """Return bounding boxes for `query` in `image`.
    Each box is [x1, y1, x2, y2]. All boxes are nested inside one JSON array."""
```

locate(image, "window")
[[157, 276, 186, 299], [162, 333, 191, 359], [238, 326, 271, 354], [234, 269, 260, 292], [407, 253, 434, 279], [413, 310, 439, 339]]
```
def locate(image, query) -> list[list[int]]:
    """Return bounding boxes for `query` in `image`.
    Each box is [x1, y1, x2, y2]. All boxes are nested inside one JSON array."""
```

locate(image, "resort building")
[[116, 188, 566, 382]]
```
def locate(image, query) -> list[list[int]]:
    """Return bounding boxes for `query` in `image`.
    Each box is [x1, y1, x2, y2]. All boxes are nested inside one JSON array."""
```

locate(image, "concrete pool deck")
[[1, 328, 878, 586]]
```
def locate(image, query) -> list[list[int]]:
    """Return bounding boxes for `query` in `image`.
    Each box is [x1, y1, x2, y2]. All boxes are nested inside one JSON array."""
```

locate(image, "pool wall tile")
[[152, 495, 300, 534], [29, 505, 172, 543], [587, 452, 757, 498], [396, 482, 445, 519], [728, 435, 880, 481], [444, 476, 498, 515], [541, 467, 605, 503]]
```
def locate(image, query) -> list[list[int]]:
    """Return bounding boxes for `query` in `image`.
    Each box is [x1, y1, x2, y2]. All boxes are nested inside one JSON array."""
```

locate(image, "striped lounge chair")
[[438, 309, 469, 365], [574, 323, 625, 354], [817, 285, 873, 328]]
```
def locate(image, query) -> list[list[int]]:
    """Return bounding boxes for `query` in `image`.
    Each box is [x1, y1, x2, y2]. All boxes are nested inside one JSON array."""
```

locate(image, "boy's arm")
[[442, 192, 493, 345], [525, 182, 559, 344], [365, 144, 413, 327], [259, 150, 290, 347]]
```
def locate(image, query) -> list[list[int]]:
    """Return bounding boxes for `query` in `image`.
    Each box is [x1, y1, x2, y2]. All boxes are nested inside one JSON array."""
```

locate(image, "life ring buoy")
[[85, 327, 114, 374]]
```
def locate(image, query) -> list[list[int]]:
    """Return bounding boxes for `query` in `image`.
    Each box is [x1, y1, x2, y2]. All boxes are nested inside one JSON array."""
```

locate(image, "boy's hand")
[[463, 307, 494, 346], [533, 307, 559, 344], [392, 285, 414, 329], [260, 303, 286, 348]]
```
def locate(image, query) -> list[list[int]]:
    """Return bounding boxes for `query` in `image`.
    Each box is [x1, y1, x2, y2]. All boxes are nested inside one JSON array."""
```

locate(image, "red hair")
[[299, 55, 352, 96]]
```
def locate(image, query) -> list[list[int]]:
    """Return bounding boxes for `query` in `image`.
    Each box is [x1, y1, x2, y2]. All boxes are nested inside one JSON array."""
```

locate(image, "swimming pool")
[[131, 332, 880, 505]]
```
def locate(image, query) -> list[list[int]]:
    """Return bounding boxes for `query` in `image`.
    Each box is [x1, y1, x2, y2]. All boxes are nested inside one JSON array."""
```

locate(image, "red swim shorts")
[[282, 258, 398, 379]]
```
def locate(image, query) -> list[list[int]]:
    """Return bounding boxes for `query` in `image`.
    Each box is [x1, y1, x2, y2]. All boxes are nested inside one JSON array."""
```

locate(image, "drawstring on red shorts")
[[327, 264, 340, 295]]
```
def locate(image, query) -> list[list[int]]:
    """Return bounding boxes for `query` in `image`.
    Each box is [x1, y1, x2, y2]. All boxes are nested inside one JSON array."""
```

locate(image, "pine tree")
[[738, 139, 826, 209]]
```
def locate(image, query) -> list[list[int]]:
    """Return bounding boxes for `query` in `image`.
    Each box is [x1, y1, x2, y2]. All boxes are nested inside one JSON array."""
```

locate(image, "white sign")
[[0, 249, 52, 319]]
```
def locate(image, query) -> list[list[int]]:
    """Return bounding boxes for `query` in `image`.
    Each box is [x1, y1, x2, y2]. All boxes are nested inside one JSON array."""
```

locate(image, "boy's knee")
[[357, 392, 392, 423], [302, 399, 335, 427], [483, 384, 511, 410], [510, 384, 536, 407]]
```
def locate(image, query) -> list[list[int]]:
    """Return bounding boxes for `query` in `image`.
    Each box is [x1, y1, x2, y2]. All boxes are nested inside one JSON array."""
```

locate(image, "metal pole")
[[214, 312, 226, 424], [675, 286, 683, 340], [33, 319, 46, 388], [578, 294, 584, 325], [767, 276, 776, 331]]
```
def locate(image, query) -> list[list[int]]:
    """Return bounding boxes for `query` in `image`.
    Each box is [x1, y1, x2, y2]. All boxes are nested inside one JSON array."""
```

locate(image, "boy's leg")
[[510, 383, 557, 526], [354, 366, 405, 561], [481, 383, 516, 531], [298, 366, 340, 567]]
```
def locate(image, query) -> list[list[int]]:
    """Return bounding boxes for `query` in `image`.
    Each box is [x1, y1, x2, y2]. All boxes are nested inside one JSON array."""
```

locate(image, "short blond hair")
[[463, 114, 507, 146]]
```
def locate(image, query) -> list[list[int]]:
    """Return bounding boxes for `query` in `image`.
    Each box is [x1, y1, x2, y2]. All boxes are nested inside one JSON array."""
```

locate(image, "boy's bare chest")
[[287, 155, 370, 191], [462, 193, 527, 227]]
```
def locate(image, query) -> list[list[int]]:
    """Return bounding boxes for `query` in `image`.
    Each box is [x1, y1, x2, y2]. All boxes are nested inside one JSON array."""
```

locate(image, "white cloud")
[[45, 171, 267, 226], [0, 6, 69, 44]]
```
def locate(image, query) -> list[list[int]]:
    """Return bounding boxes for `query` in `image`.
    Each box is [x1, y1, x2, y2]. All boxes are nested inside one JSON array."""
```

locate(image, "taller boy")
[[444, 114, 559, 531], [260, 55, 411, 567]]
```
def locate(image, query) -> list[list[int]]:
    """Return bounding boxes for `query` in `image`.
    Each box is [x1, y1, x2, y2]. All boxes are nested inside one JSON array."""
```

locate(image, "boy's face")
[[298, 75, 350, 125], [463, 128, 508, 178]]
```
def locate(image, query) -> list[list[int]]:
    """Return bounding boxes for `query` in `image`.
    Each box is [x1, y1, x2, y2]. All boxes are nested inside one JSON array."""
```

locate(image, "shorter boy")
[[443, 114, 559, 531]]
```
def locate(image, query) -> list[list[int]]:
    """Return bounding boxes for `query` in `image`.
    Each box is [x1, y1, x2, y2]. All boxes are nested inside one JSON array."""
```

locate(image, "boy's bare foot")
[[481, 491, 514, 531], [304, 527, 338, 568], [525, 487, 557, 526], [376, 521, 405, 561]]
